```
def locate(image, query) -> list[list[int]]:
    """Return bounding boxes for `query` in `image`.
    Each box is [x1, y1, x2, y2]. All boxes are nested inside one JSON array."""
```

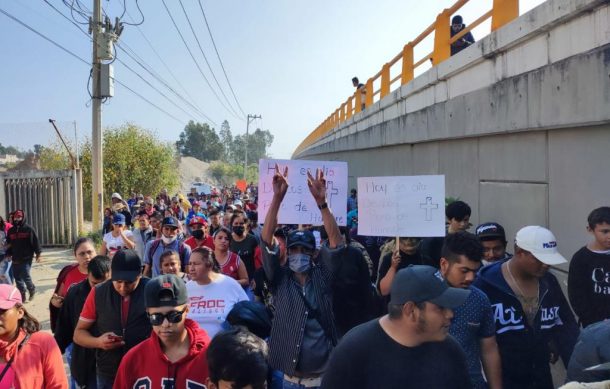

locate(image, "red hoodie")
[[113, 319, 210, 389]]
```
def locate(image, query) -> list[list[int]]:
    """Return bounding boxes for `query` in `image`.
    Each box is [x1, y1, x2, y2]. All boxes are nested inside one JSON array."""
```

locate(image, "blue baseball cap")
[[287, 230, 316, 250], [162, 216, 179, 229], [112, 213, 126, 225]]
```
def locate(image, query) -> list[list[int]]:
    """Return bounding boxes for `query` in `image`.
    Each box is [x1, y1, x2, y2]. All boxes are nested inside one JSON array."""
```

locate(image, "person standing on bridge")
[[352, 77, 366, 111], [451, 15, 475, 56], [6, 209, 41, 302]]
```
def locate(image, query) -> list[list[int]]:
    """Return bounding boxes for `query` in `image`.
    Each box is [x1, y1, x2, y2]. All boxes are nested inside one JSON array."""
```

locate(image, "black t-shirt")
[[568, 246, 610, 327], [230, 234, 258, 279], [321, 319, 472, 389]]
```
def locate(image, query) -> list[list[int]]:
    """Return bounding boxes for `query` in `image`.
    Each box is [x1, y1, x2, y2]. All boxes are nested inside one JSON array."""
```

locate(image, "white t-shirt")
[[103, 230, 134, 257], [186, 274, 249, 338]]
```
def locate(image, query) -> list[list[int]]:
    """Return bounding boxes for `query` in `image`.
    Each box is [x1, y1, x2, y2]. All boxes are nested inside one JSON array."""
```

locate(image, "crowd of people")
[[0, 166, 608, 388]]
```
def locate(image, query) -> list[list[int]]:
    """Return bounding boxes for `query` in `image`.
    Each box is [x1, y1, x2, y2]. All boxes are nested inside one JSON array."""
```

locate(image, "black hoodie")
[[7, 209, 41, 262]]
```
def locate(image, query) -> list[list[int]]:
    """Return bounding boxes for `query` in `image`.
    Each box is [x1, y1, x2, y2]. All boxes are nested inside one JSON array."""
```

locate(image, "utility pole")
[[244, 114, 261, 179], [91, 0, 103, 231]]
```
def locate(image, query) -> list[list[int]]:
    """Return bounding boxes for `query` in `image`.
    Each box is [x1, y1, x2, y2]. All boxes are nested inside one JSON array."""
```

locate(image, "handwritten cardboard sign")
[[357, 175, 445, 237], [258, 159, 348, 226]]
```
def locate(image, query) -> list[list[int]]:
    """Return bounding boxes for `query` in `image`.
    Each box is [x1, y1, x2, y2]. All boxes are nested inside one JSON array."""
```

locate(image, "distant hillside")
[[178, 156, 219, 193]]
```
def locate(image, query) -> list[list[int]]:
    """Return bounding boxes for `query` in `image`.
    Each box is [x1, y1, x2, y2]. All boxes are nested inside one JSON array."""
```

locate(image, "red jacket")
[[0, 329, 68, 388], [113, 319, 210, 389]]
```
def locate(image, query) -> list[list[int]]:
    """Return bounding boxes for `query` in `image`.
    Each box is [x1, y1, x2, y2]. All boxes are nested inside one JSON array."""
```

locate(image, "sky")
[[0, 0, 545, 159]]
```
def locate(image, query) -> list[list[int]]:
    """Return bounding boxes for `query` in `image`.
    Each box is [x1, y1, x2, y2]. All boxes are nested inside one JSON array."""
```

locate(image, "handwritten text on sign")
[[258, 159, 348, 226], [357, 175, 445, 237]]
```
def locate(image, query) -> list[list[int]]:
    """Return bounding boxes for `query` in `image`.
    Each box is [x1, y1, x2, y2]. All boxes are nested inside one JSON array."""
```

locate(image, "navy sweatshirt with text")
[[474, 261, 579, 389]]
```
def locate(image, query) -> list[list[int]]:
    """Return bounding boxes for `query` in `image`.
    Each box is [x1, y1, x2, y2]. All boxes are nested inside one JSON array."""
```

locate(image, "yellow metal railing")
[[293, 0, 519, 157]]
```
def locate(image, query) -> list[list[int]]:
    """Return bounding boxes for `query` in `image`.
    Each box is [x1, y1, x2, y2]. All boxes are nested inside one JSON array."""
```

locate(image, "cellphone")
[[108, 334, 123, 342]]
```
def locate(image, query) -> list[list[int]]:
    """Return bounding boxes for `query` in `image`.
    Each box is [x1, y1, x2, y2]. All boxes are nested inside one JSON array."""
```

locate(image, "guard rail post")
[[401, 43, 414, 85], [433, 10, 451, 65]]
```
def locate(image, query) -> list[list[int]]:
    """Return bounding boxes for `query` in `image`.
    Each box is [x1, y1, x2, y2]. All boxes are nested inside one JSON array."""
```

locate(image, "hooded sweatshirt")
[[0, 329, 69, 388], [473, 261, 579, 389], [6, 210, 41, 262], [112, 318, 210, 389]]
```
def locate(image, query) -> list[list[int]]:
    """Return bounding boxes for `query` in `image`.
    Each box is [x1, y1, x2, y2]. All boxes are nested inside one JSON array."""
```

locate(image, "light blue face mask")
[[288, 253, 311, 273]]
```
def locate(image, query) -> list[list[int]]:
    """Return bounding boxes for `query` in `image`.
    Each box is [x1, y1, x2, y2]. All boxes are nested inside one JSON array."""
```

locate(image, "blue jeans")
[[12, 260, 34, 298], [96, 375, 113, 389]]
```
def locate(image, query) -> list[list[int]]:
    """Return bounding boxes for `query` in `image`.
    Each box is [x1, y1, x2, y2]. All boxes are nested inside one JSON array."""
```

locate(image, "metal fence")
[[0, 170, 82, 246]]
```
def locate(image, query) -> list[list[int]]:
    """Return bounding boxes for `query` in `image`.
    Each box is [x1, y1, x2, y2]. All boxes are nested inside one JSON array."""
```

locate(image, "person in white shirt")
[[100, 213, 135, 259], [186, 247, 248, 338]]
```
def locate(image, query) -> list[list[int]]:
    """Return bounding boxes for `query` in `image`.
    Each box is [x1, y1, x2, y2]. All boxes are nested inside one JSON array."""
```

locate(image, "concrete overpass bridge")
[[293, 0, 610, 259]]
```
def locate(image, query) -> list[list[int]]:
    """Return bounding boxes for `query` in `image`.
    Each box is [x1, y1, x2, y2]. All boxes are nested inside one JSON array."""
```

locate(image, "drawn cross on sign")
[[325, 180, 339, 208], [419, 197, 439, 221]]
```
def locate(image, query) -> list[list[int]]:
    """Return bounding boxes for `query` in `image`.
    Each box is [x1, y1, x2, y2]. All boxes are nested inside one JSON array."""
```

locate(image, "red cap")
[[0, 285, 22, 309], [188, 216, 207, 227]]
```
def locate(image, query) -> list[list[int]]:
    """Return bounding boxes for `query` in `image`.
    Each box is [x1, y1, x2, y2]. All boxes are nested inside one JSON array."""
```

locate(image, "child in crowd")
[[568, 206, 610, 327], [160, 250, 189, 282]]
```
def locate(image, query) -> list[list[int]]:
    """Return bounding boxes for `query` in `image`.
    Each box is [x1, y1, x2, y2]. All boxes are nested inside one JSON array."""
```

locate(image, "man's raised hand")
[[306, 168, 327, 206], [272, 164, 289, 199]]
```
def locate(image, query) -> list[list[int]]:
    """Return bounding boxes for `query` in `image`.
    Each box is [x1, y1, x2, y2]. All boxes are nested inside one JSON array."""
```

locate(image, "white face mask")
[[162, 235, 177, 245]]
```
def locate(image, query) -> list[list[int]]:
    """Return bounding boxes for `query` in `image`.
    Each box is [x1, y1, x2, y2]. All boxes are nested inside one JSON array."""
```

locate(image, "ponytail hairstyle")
[[192, 246, 220, 273]]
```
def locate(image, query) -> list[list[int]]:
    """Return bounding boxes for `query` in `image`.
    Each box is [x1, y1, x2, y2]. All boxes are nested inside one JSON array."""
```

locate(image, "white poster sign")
[[357, 175, 445, 237], [258, 159, 348, 226]]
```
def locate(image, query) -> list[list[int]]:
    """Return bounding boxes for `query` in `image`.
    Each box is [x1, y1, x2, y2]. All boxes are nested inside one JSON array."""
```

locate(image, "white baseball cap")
[[515, 226, 566, 265], [111, 192, 123, 201]]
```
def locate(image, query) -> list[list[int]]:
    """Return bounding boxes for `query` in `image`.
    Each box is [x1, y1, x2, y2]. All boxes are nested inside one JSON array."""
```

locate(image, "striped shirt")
[[261, 242, 342, 376]]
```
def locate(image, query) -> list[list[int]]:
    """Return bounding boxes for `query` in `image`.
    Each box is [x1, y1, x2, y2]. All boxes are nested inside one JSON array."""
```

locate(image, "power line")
[[198, 0, 247, 117], [43, 0, 213, 124], [160, 0, 244, 122], [0, 6, 185, 124], [177, 0, 241, 119]]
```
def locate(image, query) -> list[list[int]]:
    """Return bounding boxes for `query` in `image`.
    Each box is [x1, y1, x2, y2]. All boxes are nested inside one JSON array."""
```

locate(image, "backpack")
[[332, 245, 383, 337], [148, 240, 188, 270], [49, 263, 79, 333]]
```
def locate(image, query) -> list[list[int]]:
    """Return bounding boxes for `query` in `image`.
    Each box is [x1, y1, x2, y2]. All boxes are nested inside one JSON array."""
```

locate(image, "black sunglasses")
[[147, 308, 186, 326]]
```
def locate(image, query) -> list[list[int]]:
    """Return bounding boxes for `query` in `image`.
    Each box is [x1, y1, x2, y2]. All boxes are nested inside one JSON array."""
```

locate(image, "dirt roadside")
[[26, 247, 74, 332]]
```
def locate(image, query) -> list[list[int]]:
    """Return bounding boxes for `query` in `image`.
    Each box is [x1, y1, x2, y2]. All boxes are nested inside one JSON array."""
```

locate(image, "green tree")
[[40, 123, 179, 220], [230, 128, 274, 165], [219, 120, 233, 161], [176, 121, 223, 161]]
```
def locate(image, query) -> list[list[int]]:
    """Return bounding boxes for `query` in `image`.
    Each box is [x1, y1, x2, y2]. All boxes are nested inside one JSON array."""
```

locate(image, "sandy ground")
[[26, 247, 74, 332]]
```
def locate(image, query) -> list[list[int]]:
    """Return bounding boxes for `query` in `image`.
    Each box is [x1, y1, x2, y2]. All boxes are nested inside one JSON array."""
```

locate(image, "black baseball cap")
[[390, 265, 470, 309], [475, 222, 506, 241], [145, 274, 188, 308], [287, 230, 316, 250], [111, 249, 142, 282]]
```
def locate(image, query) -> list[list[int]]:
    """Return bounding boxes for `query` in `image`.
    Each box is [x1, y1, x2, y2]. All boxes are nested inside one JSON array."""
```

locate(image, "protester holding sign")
[[261, 165, 344, 389]]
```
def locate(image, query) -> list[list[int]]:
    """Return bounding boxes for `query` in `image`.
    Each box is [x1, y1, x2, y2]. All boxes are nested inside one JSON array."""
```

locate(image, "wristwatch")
[[317, 202, 328, 210]]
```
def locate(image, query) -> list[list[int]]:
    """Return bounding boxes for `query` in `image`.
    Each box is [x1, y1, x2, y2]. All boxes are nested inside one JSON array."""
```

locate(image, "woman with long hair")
[[213, 227, 249, 287], [229, 212, 258, 281], [0, 285, 68, 388], [186, 247, 248, 338], [49, 237, 96, 332]]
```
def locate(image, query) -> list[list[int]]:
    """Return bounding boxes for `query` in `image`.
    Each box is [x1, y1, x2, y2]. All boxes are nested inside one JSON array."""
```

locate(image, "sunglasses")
[[147, 308, 186, 326]]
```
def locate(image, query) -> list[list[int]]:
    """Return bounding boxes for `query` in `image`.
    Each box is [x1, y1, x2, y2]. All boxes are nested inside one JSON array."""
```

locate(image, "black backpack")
[[332, 245, 383, 337]]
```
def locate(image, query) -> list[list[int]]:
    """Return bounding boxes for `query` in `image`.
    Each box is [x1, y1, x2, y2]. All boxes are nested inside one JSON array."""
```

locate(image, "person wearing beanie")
[[450, 14, 475, 55], [6, 209, 41, 302], [113, 274, 211, 388]]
